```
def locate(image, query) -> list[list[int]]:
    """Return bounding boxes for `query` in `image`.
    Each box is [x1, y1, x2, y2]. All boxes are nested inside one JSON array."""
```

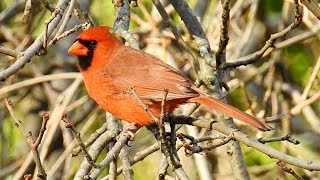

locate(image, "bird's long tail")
[[188, 94, 272, 131]]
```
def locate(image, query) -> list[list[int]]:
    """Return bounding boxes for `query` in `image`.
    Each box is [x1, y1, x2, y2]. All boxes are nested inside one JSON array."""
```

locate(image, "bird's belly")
[[94, 94, 185, 126], [96, 96, 160, 126], [83, 75, 186, 126]]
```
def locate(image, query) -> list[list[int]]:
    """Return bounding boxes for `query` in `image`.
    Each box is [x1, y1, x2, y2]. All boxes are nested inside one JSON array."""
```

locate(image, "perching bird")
[[68, 26, 271, 131]]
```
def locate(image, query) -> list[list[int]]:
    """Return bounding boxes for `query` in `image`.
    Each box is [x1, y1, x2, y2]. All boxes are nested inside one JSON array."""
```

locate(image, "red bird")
[[68, 26, 271, 131]]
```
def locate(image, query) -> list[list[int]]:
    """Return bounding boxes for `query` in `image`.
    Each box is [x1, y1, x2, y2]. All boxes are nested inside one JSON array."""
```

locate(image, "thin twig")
[[215, 0, 231, 67], [22, 0, 34, 22], [277, 161, 304, 180], [220, 0, 302, 69], [258, 135, 300, 145], [178, 133, 232, 155], [186, 136, 232, 155], [301, 55, 320, 100], [49, 23, 88, 45], [89, 124, 139, 179], [102, 142, 161, 180], [54, 0, 77, 37], [0, 73, 80, 97], [47, 108, 102, 176], [300, 0, 320, 20], [42, 8, 63, 54], [0, 160, 22, 178], [38, 0, 55, 12], [72, 121, 109, 156], [0, 46, 21, 57], [74, 113, 121, 178], [169, 0, 215, 86], [156, 155, 169, 180], [158, 90, 178, 168], [291, 89, 320, 115], [178, 133, 226, 145], [5, 99, 47, 180], [173, 116, 320, 171], [33, 113, 50, 149], [61, 113, 99, 168], [128, 87, 159, 123], [0, 0, 69, 81], [151, 0, 199, 73]]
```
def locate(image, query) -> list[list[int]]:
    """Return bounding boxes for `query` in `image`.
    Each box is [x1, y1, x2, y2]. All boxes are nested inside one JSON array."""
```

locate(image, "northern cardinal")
[[68, 26, 271, 131]]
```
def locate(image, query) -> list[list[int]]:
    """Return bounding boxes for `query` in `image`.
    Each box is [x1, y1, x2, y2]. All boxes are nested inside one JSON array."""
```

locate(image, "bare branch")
[[75, 113, 122, 178], [128, 87, 159, 123], [173, 116, 320, 171], [89, 124, 139, 179], [113, 0, 139, 49], [72, 121, 109, 156], [220, 0, 302, 70], [0, 46, 21, 57], [33, 113, 50, 149], [38, 0, 55, 12], [5, 99, 47, 179], [300, 0, 320, 20], [0, 73, 80, 97], [22, 0, 34, 22], [61, 113, 99, 168], [0, 0, 69, 81], [119, 147, 134, 180], [277, 161, 304, 180], [215, 0, 231, 67], [258, 135, 300, 145]]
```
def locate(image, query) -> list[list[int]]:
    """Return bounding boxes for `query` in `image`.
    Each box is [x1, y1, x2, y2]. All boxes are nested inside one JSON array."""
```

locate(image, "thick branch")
[[173, 116, 320, 171]]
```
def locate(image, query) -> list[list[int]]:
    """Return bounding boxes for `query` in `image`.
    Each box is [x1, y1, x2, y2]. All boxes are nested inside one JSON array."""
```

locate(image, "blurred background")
[[0, 0, 320, 179]]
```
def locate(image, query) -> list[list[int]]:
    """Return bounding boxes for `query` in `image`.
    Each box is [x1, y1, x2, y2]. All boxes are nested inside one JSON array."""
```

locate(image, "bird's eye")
[[89, 40, 97, 47]]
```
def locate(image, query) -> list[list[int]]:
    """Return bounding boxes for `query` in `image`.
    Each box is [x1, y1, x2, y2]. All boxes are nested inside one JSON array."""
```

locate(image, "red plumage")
[[68, 26, 272, 131]]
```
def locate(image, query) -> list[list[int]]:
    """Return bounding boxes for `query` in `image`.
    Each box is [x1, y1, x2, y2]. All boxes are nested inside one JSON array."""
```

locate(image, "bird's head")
[[68, 26, 122, 71]]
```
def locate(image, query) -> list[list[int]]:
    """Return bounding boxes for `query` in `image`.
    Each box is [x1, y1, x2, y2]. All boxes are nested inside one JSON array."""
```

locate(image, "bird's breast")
[[82, 69, 118, 99]]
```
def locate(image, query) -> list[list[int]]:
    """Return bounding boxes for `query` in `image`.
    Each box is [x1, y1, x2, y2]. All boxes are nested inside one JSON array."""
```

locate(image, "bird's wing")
[[100, 46, 199, 101]]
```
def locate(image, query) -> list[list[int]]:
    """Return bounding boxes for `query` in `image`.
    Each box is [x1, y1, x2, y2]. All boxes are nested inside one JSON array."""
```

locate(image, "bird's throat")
[[78, 53, 93, 71]]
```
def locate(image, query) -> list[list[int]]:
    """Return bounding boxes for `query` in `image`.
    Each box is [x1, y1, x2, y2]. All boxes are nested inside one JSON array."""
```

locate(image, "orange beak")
[[68, 41, 88, 56]]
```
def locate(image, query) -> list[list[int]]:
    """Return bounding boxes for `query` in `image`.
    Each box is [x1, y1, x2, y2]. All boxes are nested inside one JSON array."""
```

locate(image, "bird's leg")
[[146, 123, 176, 167], [169, 116, 180, 161], [146, 124, 174, 142], [143, 89, 181, 169], [146, 124, 160, 140], [145, 117, 173, 165], [159, 90, 182, 169], [158, 90, 176, 168]]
